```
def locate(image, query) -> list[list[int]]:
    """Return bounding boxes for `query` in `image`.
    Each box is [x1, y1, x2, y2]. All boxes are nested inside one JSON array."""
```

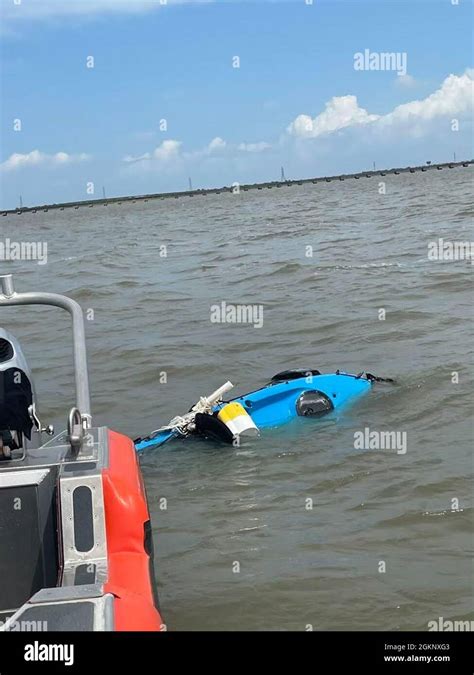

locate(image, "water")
[[1, 167, 473, 630]]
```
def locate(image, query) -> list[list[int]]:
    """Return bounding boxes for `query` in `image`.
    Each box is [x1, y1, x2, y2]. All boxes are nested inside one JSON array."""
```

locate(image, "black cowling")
[[0, 339, 14, 363], [295, 390, 334, 417]]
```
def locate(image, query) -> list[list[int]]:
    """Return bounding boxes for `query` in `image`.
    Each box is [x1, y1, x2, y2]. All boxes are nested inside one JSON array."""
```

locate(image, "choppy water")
[[1, 167, 473, 630]]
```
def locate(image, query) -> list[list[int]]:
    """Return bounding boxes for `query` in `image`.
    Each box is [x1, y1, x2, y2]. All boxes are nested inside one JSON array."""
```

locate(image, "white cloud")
[[395, 74, 417, 89], [2, 1, 149, 21], [124, 137, 226, 165], [123, 71, 472, 175], [2, 0, 207, 22], [153, 139, 182, 160], [288, 71, 473, 139], [382, 72, 473, 125], [288, 95, 379, 138], [1, 150, 90, 172], [238, 141, 271, 152], [123, 139, 182, 164], [206, 136, 226, 153], [124, 136, 270, 167], [183, 136, 226, 159]]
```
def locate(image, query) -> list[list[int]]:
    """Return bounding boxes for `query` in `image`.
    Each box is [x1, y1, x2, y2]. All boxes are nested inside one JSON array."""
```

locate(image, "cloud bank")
[[123, 136, 269, 167], [4, 72, 470, 179], [1, 150, 90, 172], [287, 95, 379, 138], [2, 0, 207, 22], [287, 71, 473, 139]]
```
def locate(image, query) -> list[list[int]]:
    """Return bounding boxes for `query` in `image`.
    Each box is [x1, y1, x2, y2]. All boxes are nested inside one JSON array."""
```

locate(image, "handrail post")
[[0, 274, 15, 298]]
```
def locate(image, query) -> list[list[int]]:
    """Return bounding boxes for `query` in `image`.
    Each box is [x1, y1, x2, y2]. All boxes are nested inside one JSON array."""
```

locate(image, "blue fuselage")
[[216, 373, 371, 428], [135, 372, 371, 452]]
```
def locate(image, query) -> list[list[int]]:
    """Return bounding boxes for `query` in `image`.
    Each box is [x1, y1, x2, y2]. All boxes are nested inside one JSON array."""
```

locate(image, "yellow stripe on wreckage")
[[217, 402, 259, 438]]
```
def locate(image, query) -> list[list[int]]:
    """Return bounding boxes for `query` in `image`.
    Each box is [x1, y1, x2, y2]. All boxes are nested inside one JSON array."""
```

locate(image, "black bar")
[[0, 631, 471, 672]]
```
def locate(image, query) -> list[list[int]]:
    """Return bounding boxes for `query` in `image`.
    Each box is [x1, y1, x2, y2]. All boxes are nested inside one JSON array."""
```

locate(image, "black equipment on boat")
[[0, 330, 37, 456]]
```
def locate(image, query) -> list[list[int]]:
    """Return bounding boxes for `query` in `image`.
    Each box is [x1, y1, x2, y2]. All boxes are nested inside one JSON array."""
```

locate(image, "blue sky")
[[1, 0, 472, 209]]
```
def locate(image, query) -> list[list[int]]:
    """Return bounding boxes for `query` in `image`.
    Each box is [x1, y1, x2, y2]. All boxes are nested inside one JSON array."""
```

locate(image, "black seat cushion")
[[0, 368, 34, 439]]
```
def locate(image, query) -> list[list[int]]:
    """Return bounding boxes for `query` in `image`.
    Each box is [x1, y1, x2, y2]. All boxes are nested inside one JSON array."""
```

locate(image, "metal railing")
[[0, 274, 91, 427]]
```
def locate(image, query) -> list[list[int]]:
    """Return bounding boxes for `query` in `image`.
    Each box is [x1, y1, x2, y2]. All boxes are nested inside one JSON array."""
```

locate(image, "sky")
[[0, 0, 472, 209]]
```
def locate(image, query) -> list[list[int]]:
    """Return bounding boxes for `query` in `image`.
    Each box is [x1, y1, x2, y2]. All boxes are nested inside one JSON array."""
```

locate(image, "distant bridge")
[[2, 160, 472, 216]]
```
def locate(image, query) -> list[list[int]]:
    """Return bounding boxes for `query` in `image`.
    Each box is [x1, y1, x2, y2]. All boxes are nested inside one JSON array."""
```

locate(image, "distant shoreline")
[[2, 159, 472, 215]]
